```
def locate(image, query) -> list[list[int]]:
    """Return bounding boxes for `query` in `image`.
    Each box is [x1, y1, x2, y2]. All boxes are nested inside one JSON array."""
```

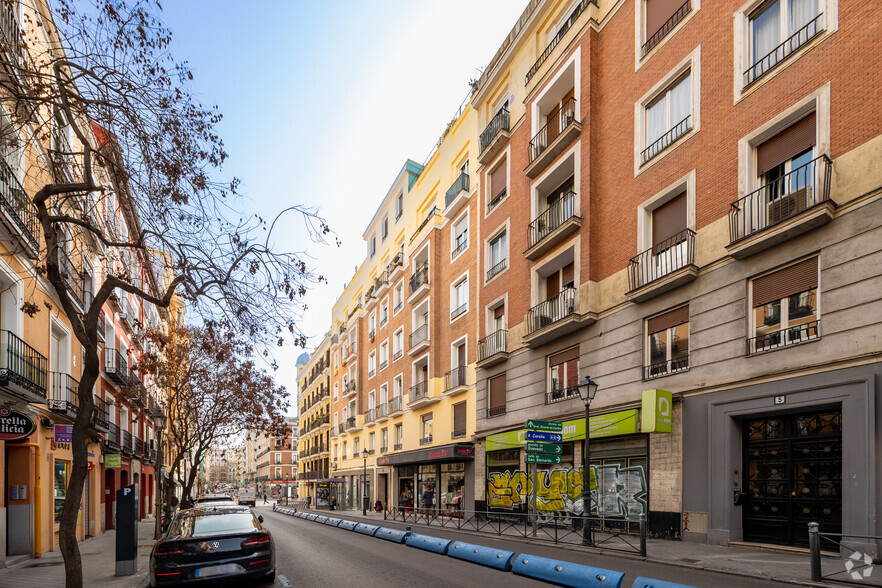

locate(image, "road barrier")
[[374, 527, 410, 543], [353, 523, 381, 536], [337, 519, 358, 531], [324, 517, 343, 527], [630, 577, 700, 588], [512, 553, 624, 588], [448, 541, 514, 571], [406, 533, 452, 555]]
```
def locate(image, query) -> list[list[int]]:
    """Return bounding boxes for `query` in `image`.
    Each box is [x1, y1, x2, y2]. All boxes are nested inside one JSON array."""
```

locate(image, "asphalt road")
[[257, 506, 786, 588]]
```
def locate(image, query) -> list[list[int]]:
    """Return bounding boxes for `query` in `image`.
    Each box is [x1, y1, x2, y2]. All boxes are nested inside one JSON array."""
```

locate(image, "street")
[[256, 506, 787, 588]]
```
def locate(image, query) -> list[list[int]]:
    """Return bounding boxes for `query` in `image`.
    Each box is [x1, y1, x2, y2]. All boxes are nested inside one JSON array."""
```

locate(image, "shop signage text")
[[526, 419, 562, 432], [0, 408, 36, 440], [526, 454, 563, 465], [486, 409, 640, 451], [525, 442, 562, 455], [105, 454, 122, 468], [54, 424, 73, 443], [525, 431, 562, 443]]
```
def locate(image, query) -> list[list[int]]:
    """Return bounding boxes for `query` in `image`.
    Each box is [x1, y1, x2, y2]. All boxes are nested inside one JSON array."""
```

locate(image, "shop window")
[[488, 374, 506, 417], [441, 462, 465, 512], [645, 305, 690, 378], [452, 401, 467, 439], [54, 461, 68, 523], [750, 257, 819, 353], [419, 464, 437, 510], [548, 347, 579, 403]]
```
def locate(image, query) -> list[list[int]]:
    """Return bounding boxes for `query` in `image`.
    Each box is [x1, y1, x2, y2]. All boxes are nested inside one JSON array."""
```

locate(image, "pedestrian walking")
[[263, 493, 267, 504], [306, 495, 312, 509], [330, 496, 337, 510]]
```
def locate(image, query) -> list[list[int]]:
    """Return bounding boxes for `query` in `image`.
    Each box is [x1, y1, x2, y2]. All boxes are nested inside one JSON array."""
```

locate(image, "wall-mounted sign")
[[486, 409, 641, 451], [641, 389, 672, 433], [0, 408, 36, 440], [105, 454, 122, 468], [55, 424, 73, 443]]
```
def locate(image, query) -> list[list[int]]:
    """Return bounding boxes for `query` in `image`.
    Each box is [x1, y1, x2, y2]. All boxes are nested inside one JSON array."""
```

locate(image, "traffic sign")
[[526, 419, 562, 432], [526, 454, 563, 465], [526, 431, 563, 443], [525, 442, 562, 455]]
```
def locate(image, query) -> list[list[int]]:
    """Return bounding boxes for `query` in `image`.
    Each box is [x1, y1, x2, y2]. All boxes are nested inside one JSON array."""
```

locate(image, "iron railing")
[[487, 187, 507, 212], [379, 359, 388, 371], [744, 13, 824, 87], [729, 155, 832, 242], [0, 330, 48, 395], [525, 0, 596, 84], [452, 428, 467, 439], [486, 258, 506, 281], [641, 114, 692, 164], [748, 320, 820, 355], [409, 324, 429, 349], [91, 395, 109, 431], [104, 348, 128, 385], [529, 98, 577, 162], [377, 403, 388, 419], [48, 372, 79, 414], [419, 434, 433, 446], [451, 230, 468, 259], [444, 366, 467, 391], [389, 396, 403, 414], [642, 0, 690, 55], [528, 191, 576, 248], [394, 443, 403, 451], [526, 288, 576, 334], [488, 405, 507, 417], [445, 172, 470, 208], [409, 263, 429, 294], [121, 430, 133, 455], [105, 423, 121, 449], [0, 156, 39, 257], [410, 381, 429, 403], [346, 416, 356, 429], [134, 437, 144, 457], [57, 248, 85, 309], [365, 408, 376, 423], [480, 108, 510, 153], [478, 330, 507, 361], [627, 228, 695, 291], [644, 356, 689, 379], [547, 386, 579, 404], [809, 524, 882, 586], [393, 348, 402, 361], [451, 302, 467, 321]]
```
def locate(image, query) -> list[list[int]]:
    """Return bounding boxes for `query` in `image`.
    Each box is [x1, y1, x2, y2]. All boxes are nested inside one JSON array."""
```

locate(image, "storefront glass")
[[54, 461, 68, 523], [417, 464, 437, 510], [440, 462, 465, 512]]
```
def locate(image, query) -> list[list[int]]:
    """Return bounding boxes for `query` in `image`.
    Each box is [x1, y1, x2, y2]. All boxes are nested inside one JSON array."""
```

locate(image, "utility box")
[[115, 484, 139, 576]]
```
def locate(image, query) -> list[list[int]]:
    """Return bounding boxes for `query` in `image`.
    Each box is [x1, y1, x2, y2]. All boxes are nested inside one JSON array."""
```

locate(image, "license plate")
[[194, 563, 243, 578]]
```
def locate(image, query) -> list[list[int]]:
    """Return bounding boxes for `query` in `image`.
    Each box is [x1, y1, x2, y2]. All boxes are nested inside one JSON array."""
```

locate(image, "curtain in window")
[[645, 96, 666, 146], [790, 0, 817, 33], [491, 234, 506, 265], [669, 74, 691, 127], [752, 1, 780, 62]]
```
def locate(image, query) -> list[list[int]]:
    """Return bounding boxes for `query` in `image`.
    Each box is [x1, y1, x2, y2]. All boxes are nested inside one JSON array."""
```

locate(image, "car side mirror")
[[258, 515, 264, 524]]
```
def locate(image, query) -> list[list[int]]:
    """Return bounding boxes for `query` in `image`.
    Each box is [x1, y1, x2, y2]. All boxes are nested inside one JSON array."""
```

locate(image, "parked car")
[[194, 493, 237, 507], [150, 506, 274, 586], [236, 486, 257, 506]]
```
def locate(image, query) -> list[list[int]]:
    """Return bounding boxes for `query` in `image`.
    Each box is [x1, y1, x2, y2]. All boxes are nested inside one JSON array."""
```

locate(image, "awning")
[[377, 443, 474, 466]]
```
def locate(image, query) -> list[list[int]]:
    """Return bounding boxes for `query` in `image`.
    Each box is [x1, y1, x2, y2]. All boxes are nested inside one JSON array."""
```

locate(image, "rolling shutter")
[[549, 346, 579, 367], [489, 375, 506, 410], [453, 402, 466, 432], [756, 113, 816, 175], [647, 305, 689, 334], [646, 0, 687, 37], [490, 161, 507, 198], [652, 191, 687, 249], [753, 257, 818, 307]]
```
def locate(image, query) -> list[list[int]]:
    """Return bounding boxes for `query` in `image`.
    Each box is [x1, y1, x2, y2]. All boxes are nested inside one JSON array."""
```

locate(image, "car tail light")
[[154, 544, 186, 555], [241, 534, 271, 548]]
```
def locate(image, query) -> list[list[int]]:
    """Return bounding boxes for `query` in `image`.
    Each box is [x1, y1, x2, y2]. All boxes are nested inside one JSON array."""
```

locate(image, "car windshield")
[[170, 512, 259, 537]]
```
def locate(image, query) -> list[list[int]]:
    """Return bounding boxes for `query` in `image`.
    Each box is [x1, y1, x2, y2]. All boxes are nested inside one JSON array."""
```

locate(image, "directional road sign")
[[526, 454, 563, 465], [526, 419, 562, 432], [525, 431, 563, 443], [525, 442, 563, 455]]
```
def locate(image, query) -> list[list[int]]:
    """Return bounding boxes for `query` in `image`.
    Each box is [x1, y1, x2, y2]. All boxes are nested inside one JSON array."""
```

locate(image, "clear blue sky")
[[159, 1, 528, 413]]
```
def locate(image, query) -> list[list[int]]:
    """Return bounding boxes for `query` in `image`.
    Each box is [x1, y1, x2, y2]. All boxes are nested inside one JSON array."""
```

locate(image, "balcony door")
[[649, 191, 687, 280], [757, 112, 817, 227]]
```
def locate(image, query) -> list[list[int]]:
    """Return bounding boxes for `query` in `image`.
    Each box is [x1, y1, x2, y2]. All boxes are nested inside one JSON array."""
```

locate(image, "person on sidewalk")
[[306, 495, 312, 509], [263, 493, 267, 504], [330, 496, 337, 510]]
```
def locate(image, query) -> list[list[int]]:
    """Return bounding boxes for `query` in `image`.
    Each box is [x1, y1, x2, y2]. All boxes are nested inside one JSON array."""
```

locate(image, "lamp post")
[[285, 473, 289, 505], [576, 376, 599, 546], [362, 448, 369, 516], [153, 409, 167, 540]]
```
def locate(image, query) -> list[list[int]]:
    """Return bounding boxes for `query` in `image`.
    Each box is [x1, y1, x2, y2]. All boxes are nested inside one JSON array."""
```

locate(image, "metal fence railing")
[[528, 191, 576, 248], [628, 228, 695, 291], [810, 523, 882, 586], [478, 329, 507, 361], [480, 107, 510, 153]]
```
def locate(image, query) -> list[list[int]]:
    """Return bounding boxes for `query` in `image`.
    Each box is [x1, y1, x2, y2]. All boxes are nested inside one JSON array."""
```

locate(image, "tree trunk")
[[59, 353, 100, 588]]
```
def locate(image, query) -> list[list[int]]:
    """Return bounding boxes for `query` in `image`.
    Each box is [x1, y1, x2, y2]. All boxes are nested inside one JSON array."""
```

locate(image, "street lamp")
[[285, 473, 289, 505], [576, 376, 599, 546], [153, 410, 167, 540], [362, 448, 369, 516]]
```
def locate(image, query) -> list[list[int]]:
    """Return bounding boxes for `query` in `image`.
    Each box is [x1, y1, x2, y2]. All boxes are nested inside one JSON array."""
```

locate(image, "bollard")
[[639, 513, 647, 557], [808, 522, 821, 582]]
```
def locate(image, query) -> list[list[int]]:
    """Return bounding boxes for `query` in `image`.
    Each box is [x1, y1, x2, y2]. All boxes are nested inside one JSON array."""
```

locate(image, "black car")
[[150, 505, 274, 586]]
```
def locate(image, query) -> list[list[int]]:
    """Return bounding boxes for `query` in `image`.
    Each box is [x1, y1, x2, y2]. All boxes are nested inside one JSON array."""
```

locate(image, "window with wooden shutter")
[[452, 402, 466, 437], [751, 257, 819, 353], [652, 190, 687, 251], [646, 305, 690, 378], [488, 375, 506, 416], [756, 113, 816, 176]]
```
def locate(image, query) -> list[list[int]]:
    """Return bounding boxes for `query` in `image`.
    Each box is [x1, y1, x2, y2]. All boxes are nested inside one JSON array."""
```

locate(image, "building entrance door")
[[743, 409, 842, 545]]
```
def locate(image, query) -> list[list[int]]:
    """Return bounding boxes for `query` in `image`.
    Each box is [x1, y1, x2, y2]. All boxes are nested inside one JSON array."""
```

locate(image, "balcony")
[[121, 430, 133, 456], [747, 320, 820, 355], [525, 191, 580, 260], [546, 386, 579, 405], [57, 248, 85, 310], [128, 372, 147, 407], [105, 423, 121, 451], [376, 271, 391, 297], [0, 330, 48, 402], [393, 442, 403, 451], [477, 330, 508, 368], [486, 258, 507, 282], [644, 356, 690, 380], [444, 172, 470, 219], [388, 395, 404, 417], [134, 437, 144, 458], [408, 324, 430, 356], [744, 13, 824, 88], [524, 287, 580, 347], [365, 408, 376, 423], [408, 381, 439, 409], [387, 247, 405, 282], [345, 379, 357, 397], [48, 372, 79, 420], [104, 348, 129, 386], [419, 435, 433, 446], [0, 156, 40, 259], [375, 402, 390, 423], [478, 107, 510, 165], [450, 302, 467, 322], [407, 263, 430, 303], [727, 155, 833, 259], [525, 98, 580, 179], [97, 309, 107, 343], [90, 395, 110, 433], [525, 0, 594, 84], [337, 423, 347, 435], [643, 0, 691, 56], [443, 366, 469, 395], [627, 229, 697, 303]]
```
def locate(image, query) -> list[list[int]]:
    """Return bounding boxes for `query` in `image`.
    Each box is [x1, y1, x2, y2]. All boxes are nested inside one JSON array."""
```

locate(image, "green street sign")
[[526, 419, 562, 432], [525, 442, 562, 455], [526, 454, 563, 465]]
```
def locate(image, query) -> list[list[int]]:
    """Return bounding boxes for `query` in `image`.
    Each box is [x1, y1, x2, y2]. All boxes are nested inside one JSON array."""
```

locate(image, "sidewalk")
[[267, 504, 838, 587], [0, 519, 154, 588]]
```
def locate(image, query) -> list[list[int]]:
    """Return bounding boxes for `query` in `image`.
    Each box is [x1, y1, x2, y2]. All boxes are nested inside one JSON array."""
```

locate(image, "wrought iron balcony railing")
[[487, 187, 507, 212], [627, 229, 695, 291], [644, 356, 690, 380], [641, 114, 692, 164], [642, 0, 691, 55], [528, 191, 576, 248], [529, 98, 577, 163], [0, 330, 48, 396], [744, 13, 823, 87], [105, 423, 121, 449], [419, 434, 433, 446], [409, 381, 429, 403], [48, 372, 79, 414], [444, 366, 467, 391], [409, 324, 429, 348], [729, 155, 832, 243], [104, 348, 128, 385], [451, 230, 468, 259], [525, 0, 595, 84], [526, 288, 576, 334], [57, 248, 85, 309], [450, 302, 467, 321], [121, 430, 133, 454], [0, 156, 39, 257], [748, 320, 820, 355], [486, 258, 506, 281], [480, 108, 510, 153], [409, 263, 429, 294], [547, 386, 579, 404], [478, 330, 507, 361], [445, 172, 470, 209], [389, 396, 403, 414]]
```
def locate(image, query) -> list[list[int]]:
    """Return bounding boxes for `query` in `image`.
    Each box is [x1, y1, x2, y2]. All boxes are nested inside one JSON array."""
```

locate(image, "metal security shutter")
[[489, 375, 506, 410], [453, 401, 466, 432], [652, 191, 687, 248], [753, 257, 818, 307], [647, 305, 689, 334], [490, 161, 507, 197], [646, 0, 686, 37], [549, 346, 579, 367], [757, 112, 816, 175]]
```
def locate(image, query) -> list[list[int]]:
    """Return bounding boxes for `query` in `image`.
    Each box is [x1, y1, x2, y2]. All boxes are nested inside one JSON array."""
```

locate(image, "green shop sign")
[[486, 409, 640, 452]]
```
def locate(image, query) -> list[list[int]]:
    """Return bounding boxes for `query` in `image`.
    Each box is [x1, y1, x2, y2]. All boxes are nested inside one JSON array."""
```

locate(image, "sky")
[[159, 1, 528, 414]]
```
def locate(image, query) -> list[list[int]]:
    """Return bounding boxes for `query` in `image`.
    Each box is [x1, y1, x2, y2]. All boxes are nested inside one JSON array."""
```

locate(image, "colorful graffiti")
[[487, 465, 647, 516]]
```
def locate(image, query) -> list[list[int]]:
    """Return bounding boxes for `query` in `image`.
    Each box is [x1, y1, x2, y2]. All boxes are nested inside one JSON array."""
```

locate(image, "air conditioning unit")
[[768, 185, 811, 224]]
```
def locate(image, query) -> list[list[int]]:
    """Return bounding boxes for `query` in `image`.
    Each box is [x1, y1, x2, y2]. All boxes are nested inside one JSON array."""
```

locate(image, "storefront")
[[382, 443, 474, 513]]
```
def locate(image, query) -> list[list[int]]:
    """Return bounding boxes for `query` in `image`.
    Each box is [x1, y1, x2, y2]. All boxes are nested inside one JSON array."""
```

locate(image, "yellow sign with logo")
[[642, 389, 672, 433]]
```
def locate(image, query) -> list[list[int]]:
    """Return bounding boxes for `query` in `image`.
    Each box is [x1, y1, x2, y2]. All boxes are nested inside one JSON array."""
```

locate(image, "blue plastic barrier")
[[298, 512, 309, 519], [631, 578, 699, 588], [306, 513, 318, 521], [314, 515, 328, 524], [447, 541, 514, 571], [353, 523, 381, 536], [512, 554, 624, 588], [374, 527, 410, 543], [324, 517, 342, 527], [337, 520, 358, 531], [405, 533, 452, 555]]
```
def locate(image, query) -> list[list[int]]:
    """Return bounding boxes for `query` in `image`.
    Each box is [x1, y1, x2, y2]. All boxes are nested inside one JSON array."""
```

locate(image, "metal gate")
[[743, 409, 842, 545]]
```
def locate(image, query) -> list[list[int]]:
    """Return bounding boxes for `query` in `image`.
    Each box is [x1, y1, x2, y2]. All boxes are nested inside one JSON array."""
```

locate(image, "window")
[[395, 192, 404, 220], [393, 374, 403, 400], [487, 231, 507, 281], [642, 0, 695, 57], [745, 0, 822, 87], [488, 375, 506, 417], [334, 351, 339, 368], [379, 341, 388, 370], [756, 112, 817, 225], [369, 432, 376, 452], [487, 157, 508, 212], [750, 257, 819, 353], [452, 401, 467, 438], [381, 428, 388, 451], [368, 312, 376, 339], [333, 382, 339, 402], [380, 298, 389, 326], [393, 282, 404, 314], [342, 440, 347, 459], [354, 437, 360, 455], [459, 159, 469, 177], [548, 347, 579, 403], [334, 413, 338, 430], [420, 413, 433, 444], [275, 452, 282, 464], [452, 213, 468, 259], [369, 235, 376, 258], [394, 423, 403, 449], [643, 73, 691, 164], [490, 303, 506, 332], [393, 328, 404, 361], [275, 467, 282, 479], [368, 352, 376, 378], [334, 444, 338, 460], [451, 276, 468, 321], [381, 215, 389, 241], [646, 306, 690, 378]]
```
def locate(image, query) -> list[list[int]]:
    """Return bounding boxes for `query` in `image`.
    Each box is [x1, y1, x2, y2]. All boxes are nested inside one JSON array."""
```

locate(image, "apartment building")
[[255, 417, 299, 500], [470, 0, 880, 549], [296, 340, 331, 501]]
